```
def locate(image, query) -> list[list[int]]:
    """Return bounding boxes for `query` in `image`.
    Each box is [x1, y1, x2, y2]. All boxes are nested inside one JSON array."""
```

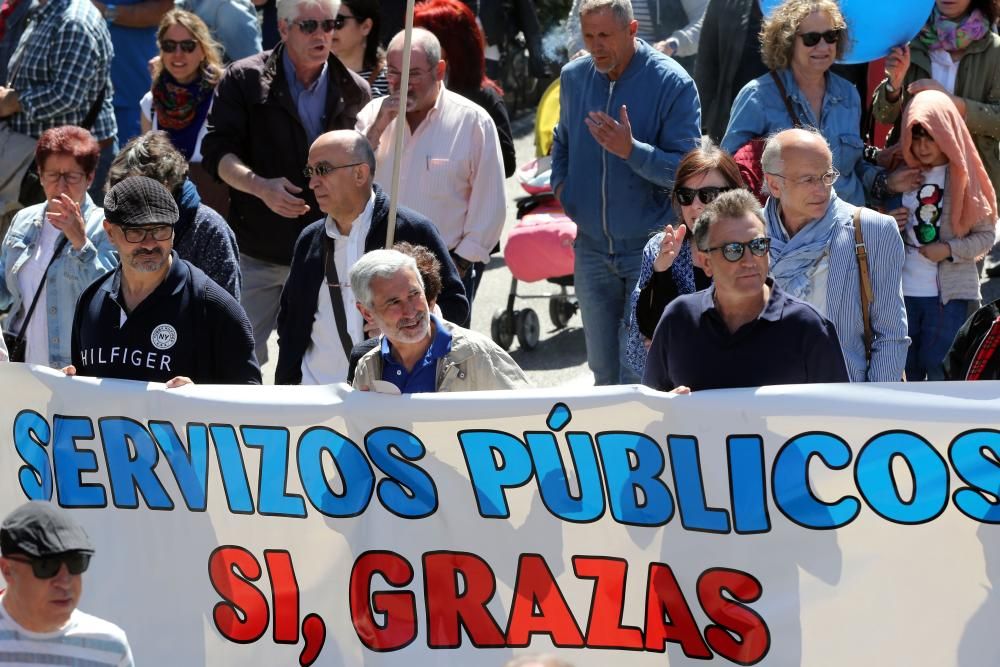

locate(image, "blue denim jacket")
[[0, 196, 118, 367], [721, 68, 881, 206]]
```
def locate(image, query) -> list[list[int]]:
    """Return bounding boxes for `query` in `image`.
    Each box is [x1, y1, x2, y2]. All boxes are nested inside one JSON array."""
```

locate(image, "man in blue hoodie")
[[552, 0, 701, 385]]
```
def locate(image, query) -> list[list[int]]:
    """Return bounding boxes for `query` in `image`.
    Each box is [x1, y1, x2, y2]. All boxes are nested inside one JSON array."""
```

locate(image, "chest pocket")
[[833, 133, 864, 175], [425, 155, 472, 204]]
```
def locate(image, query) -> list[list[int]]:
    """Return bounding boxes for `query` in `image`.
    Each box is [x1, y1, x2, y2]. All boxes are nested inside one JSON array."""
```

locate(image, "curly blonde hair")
[[153, 9, 224, 86], [759, 0, 848, 71]]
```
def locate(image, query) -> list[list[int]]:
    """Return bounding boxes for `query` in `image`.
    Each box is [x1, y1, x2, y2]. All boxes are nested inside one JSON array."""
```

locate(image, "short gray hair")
[[388, 27, 442, 69], [693, 189, 766, 251], [579, 0, 633, 25], [349, 249, 424, 309], [276, 0, 338, 24], [504, 656, 574, 667], [107, 131, 188, 196], [760, 126, 827, 196]]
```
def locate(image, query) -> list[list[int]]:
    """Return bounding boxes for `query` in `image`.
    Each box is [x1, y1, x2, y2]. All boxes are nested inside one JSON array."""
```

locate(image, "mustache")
[[132, 247, 163, 256]]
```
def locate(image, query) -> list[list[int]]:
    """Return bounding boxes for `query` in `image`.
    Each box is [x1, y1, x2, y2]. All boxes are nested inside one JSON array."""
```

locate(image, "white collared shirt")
[[355, 86, 507, 263], [300, 192, 375, 385]]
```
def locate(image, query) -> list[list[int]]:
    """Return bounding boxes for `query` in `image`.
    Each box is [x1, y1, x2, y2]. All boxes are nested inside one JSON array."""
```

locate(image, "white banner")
[[1, 364, 998, 666]]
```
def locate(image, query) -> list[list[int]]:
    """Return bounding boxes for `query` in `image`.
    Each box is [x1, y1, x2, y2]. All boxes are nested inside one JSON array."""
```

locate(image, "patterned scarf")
[[152, 70, 214, 159], [671, 233, 697, 295], [918, 7, 990, 53]]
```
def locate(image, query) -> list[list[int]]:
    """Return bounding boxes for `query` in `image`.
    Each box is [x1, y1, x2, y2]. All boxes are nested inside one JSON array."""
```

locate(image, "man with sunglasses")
[[643, 188, 848, 392], [762, 128, 908, 383], [0, 501, 133, 665], [201, 0, 370, 368], [66, 176, 261, 384]]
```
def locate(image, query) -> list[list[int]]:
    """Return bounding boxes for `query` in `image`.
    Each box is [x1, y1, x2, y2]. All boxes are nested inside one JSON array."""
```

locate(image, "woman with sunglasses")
[[330, 0, 388, 97], [140, 10, 228, 215], [721, 0, 921, 207], [0, 126, 117, 367], [625, 137, 745, 376], [875, 0, 1000, 266]]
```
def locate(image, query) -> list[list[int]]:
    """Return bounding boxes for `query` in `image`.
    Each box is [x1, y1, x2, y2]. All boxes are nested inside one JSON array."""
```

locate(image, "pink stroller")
[[490, 156, 579, 351]]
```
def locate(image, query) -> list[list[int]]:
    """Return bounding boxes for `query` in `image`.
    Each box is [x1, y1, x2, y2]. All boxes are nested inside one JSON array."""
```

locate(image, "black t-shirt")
[[71, 252, 261, 384]]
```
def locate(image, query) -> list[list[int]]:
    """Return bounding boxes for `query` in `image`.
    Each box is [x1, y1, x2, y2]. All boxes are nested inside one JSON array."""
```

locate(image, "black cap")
[[104, 175, 179, 228], [1, 502, 94, 558]]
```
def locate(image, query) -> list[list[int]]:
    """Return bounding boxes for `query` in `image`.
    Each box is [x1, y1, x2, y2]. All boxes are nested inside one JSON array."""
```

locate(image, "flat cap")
[[104, 175, 179, 227], [1, 501, 94, 557]]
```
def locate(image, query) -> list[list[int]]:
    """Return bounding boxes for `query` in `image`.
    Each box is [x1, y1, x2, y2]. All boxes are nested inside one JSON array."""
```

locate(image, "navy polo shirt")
[[381, 314, 453, 393], [71, 252, 261, 384], [642, 279, 850, 392]]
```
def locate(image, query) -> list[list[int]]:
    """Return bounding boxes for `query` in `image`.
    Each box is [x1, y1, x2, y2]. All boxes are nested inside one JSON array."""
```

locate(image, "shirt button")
[[49, 307, 56, 314], [396, 370, 402, 375], [51, 337, 58, 344]]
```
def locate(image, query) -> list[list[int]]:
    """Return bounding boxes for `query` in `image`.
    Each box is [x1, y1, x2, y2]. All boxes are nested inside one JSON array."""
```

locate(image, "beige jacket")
[[353, 319, 530, 392]]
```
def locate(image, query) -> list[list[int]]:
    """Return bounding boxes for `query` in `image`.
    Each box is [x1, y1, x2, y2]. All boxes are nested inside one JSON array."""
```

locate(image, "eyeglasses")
[[334, 14, 358, 30], [386, 67, 432, 80], [5, 552, 91, 579], [41, 170, 86, 185], [118, 225, 174, 244], [704, 237, 770, 262], [160, 39, 198, 53], [767, 169, 840, 188], [675, 186, 733, 207], [797, 29, 841, 47], [302, 161, 364, 178], [292, 18, 337, 34]]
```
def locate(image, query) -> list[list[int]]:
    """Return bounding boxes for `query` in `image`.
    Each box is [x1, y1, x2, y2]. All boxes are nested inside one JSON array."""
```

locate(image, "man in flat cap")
[[66, 175, 261, 384], [0, 501, 134, 665]]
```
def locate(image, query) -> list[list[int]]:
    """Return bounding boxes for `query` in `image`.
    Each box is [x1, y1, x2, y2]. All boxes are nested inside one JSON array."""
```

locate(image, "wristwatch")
[[104, 3, 118, 23], [884, 79, 898, 95]]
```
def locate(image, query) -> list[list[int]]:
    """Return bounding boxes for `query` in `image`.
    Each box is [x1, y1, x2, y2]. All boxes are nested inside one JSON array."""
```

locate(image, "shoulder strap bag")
[[3, 234, 69, 362], [852, 208, 874, 363]]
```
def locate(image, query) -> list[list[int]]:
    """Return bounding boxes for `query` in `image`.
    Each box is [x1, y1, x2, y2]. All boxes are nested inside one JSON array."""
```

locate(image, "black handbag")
[[4, 235, 68, 362]]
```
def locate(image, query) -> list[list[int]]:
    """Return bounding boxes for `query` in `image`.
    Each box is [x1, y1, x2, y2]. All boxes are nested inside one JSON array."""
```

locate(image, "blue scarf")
[[175, 179, 200, 246], [766, 196, 839, 300]]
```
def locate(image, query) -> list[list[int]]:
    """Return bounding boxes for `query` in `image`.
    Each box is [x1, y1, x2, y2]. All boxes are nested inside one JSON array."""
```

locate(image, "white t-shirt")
[[0, 596, 134, 666], [12, 218, 60, 365], [902, 165, 948, 297], [300, 193, 374, 385], [139, 91, 208, 163]]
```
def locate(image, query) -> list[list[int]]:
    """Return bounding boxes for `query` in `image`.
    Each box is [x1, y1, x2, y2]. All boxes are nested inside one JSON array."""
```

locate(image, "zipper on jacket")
[[602, 80, 616, 254]]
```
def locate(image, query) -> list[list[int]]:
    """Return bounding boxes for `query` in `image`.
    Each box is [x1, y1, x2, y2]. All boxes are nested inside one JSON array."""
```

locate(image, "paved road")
[[261, 111, 594, 388]]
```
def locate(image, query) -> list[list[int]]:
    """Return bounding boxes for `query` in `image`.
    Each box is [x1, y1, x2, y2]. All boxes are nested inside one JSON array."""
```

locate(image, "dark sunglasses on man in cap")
[[4, 551, 91, 579]]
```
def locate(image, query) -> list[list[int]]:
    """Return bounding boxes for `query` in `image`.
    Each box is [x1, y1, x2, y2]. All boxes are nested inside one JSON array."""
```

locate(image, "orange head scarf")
[[901, 89, 998, 237]]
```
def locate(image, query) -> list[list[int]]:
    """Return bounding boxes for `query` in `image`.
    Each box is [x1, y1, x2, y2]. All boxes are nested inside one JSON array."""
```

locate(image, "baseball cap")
[[0, 502, 94, 558], [103, 175, 179, 228]]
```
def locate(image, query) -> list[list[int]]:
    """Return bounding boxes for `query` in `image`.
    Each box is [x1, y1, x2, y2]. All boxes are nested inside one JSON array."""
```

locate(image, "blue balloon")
[[761, 0, 935, 64]]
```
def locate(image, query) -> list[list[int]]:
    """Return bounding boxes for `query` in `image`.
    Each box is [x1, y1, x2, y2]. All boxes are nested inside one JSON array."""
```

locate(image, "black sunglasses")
[[704, 237, 770, 262], [798, 29, 841, 47], [160, 39, 197, 53], [303, 161, 364, 178], [675, 186, 733, 207], [293, 18, 337, 34], [334, 14, 358, 30], [5, 552, 91, 579]]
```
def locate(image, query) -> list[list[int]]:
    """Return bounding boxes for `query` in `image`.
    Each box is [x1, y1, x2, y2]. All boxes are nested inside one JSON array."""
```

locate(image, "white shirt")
[[807, 253, 830, 317], [13, 218, 60, 365], [902, 165, 948, 297], [356, 86, 506, 263], [930, 49, 959, 95], [300, 193, 374, 385]]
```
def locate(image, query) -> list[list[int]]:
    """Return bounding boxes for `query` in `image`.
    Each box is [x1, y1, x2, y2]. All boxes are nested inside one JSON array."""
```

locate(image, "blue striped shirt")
[[0, 602, 133, 666], [767, 195, 909, 382]]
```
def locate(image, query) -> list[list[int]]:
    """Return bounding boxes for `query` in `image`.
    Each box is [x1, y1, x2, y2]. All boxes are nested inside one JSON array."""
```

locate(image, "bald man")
[[356, 28, 506, 308], [761, 128, 908, 382], [275, 130, 468, 385]]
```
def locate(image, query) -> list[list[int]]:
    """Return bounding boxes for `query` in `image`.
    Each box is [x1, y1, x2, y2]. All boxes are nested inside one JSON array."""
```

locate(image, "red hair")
[[413, 0, 501, 95], [35, 126, 100, 175]]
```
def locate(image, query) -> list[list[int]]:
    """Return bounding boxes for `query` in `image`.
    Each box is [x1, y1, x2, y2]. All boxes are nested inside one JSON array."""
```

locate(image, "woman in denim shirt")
[[721, 0, 921, 206], [0, 126, 118, 368]]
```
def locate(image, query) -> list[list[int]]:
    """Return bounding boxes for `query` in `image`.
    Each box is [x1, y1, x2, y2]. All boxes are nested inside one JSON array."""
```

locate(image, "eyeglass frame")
[[114, 224, 175, 244], [333, 14, 359, 30], [290, 18, 337, 34], [766, 168, 840, 188], [385, 66, 433, 81], [702, 237, 771, 262], [4, 552, 92, 579], [160, 39, 198, 53], [674, 185, 734, 207], [302, 161, 365, 178], [40, 170, 87, 185], [797, 29, 842, 47]]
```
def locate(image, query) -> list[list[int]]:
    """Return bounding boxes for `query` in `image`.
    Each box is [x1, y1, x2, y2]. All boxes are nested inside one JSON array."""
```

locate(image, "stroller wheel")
[[491, 309, 515, 350], [549, 295, 575, 329], [516, 308, 540, 350]]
